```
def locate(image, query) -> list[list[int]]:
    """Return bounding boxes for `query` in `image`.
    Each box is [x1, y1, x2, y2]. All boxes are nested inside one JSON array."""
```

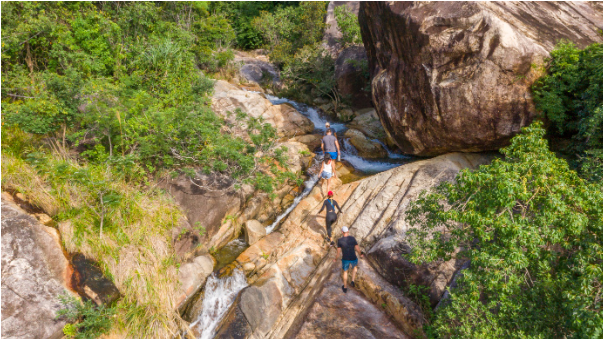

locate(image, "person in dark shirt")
[[335, 226, 363, 293], [318, 190, 342, 245]]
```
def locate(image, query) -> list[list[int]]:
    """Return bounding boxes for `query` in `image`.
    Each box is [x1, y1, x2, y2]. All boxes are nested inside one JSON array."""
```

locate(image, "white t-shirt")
[[323, 160, 333, 175]]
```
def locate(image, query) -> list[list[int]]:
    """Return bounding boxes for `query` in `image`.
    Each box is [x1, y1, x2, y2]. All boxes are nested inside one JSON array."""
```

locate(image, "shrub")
[[406, 122, 603, 338], [532, 42, 603, 183], [56, 295, 116, 339], [334, 5, 363, 46]]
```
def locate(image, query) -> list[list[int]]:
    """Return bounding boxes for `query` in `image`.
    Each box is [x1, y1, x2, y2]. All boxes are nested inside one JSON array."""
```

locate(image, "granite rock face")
[[335, 46, 373, 109], [210, 153, 493, 338], [1, 197, 78, 339], [359, 1, 603, 156]]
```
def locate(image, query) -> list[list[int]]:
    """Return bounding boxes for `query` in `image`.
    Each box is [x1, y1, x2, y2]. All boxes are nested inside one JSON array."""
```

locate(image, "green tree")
[[334, 5, 362, 46], [252, 1, 327, 66], [406, 122, 603, 338], [532, 42, 603, 183]]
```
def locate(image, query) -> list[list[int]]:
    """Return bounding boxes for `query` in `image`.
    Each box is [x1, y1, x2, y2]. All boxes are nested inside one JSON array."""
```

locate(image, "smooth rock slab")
[[293, 262, 408, 339], [1, 197, 78, 339]]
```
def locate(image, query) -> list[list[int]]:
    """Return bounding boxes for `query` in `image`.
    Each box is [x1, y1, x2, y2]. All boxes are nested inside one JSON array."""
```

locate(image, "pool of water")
[[211, 237, 248, 271]]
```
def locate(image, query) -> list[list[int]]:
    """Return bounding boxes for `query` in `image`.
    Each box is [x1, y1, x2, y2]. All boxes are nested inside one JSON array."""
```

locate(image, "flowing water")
[[190, 269, 248, 339], [211, 237, 248, 271], [265, 94, 410, 174], [266, 174, 319, 234], [190, 93, 415, 339], [265, 94, 347, 133]]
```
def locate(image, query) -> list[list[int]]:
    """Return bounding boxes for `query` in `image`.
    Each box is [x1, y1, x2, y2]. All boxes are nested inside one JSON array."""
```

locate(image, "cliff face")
[[359, 1, 603, 156]]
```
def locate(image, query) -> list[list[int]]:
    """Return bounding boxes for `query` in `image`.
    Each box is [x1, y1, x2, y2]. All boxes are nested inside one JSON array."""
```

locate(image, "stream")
[[190, 94, 415, 339]]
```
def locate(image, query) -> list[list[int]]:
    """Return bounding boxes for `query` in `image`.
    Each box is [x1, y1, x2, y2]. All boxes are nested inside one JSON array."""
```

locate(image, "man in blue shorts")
[[334, 226, 363, 293], [321, 128, 340, 161]]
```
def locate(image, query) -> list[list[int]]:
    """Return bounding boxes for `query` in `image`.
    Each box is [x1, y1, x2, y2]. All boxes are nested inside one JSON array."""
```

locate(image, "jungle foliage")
[[406, 122, 603, 338], [532, 42, 603, 183], [1, 2, 306, 337], [1, 1, 297, 189]]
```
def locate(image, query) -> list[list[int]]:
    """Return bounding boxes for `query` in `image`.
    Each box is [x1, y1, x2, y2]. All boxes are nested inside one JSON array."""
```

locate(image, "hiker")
[[321, 125, 340, 162], [325, 122, 338, 138], [318, 153, 337, 195], [318, 190, 342, 245], [334, 226, 363, 293]]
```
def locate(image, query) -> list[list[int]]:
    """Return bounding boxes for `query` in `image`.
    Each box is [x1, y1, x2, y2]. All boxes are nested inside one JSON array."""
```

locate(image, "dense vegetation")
[[405, 41, 603, 339], [532, 42, 603, 183], [406, 122, 602, 338], [0, 1, 309, 338]]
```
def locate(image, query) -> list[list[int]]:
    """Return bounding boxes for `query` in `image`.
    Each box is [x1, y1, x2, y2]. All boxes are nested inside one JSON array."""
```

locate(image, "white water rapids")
[[190, 269, 248, 339], [265, 94, 408, 174]]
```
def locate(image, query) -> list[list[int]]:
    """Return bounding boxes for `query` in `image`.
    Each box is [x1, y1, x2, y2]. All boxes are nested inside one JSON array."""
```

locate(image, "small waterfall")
[[341, 139, 401, 174], [266, 174, 319, 234], [264, 94, 346, 133], [371, 139, 410, 160], [190, 269, 248, 339]]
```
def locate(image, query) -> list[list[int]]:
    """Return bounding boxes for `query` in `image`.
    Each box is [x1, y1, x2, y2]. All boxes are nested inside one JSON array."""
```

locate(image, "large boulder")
[[344, 128, 388, 159], [348, 108, 396, 147], [212, 81, 314, 138], [234, 51, 281, 88], [359, 1, 603, 156], [1, 196, 78, 339], [243, 220, 266, 246], [175, 254, 215, 313], [335, 46, 373, 109]]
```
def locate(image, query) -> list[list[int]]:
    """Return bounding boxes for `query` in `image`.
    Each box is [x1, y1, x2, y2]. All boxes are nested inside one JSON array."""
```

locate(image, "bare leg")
[[327, 177, 331, 193], [342, 269, 348, 289], [351, 265, 358, 283]]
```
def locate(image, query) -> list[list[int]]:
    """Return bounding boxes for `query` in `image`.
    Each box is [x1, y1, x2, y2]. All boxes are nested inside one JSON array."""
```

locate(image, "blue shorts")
[[341, 259, 358, 271], [326, 152, 338, 160], [321, 171, 333, 179]]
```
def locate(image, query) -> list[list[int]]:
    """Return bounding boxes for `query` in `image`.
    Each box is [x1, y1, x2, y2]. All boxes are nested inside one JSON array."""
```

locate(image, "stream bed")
[[189, 94, 416, 339]]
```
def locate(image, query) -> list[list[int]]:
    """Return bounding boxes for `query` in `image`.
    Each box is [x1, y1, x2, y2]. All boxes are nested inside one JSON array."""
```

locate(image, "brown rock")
[[212, 80, 314, 138], [335, 46, 372, 109], [290, 134, 323, 152], [359, 1, 603, 156], [175, 254, 215, 312], [1, 198, 78, 339], [344, 128, 388, 158], [244, 220, 266, 246], [70, 254, 120, 307]]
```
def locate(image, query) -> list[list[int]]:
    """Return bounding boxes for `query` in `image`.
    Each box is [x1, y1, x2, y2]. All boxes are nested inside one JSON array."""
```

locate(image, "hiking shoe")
[[330, 241, 335, 247], [342, 285, 348, 293], [351, 281, 355, 288]]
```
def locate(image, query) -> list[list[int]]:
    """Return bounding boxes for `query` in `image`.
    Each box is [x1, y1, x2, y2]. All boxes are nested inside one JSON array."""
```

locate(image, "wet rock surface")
[[70, 253, 120, 307], [293, 262, 408, 339], [207, 153, 494, 338], [359, 1, 603, 156], [214, 153, 491, 338], [1, 196, 78, 339], [344, 128, 388, 159]]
